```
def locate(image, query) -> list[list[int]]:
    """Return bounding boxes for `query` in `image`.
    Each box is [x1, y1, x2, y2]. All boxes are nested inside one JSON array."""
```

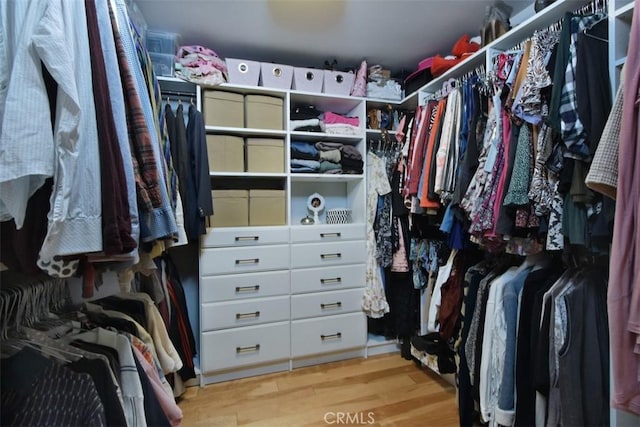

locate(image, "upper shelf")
[[407, 0, 593, 99], [616, 1, 634, 22], [159, 0, 600, 111]]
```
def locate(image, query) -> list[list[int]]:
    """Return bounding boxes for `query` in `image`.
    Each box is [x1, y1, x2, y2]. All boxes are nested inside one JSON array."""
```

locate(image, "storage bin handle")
[[273, 67, 282, 77], [321, 332, 342, 341], [320, 253, 342, 259], [320, 302, 342, 309], [320, 232, 341, 238], [235, 236, 259, 241], [236, 311, 260, 319], [236, 344, 260, 353], [238, 62, 249, 73], [320, 277, 342, 285], [306, 71, 315, 81], [236, 258, 260, 264], [335, 74, 344, 84], [235, 285, 260, 293]]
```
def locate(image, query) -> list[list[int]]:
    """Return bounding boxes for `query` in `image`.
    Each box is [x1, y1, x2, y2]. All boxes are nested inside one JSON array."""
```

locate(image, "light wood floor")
[[178, 354, 459, 426]]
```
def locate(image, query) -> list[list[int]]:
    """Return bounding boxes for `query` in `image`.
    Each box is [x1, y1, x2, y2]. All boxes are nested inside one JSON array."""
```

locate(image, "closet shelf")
[[210, 172, 287, 178], [290, 173, 363, 183], [615, 56, 627, 67], [216, 83, 287, 98], [419, 47, 489, 97], [205, 126, 287, 137], [487, 0, 592, 51], [412, 0, 593, 100], [289, 131, 362, 144], [615, 1, 634, 21]]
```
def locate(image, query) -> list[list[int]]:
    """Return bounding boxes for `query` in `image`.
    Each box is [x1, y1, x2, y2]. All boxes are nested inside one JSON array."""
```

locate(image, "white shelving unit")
[[196, 83, 370, 384]]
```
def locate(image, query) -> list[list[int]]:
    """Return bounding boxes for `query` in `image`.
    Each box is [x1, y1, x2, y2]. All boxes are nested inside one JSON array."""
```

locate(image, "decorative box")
[[326, 208, 352, 224]]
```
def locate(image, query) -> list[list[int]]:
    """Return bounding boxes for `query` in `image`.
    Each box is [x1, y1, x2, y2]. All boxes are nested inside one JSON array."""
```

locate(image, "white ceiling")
[[135, 0, 534, 77]]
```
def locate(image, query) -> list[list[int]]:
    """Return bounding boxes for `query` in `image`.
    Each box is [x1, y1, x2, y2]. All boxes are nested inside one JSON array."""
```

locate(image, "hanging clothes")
[[609, 2, 640, 416], [362, 151, 391, 318]]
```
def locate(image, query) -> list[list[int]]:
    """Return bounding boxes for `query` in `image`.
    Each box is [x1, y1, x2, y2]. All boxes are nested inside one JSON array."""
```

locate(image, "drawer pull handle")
[[236, 311, 260, 319], [320, 301, 342, 309], [236, 344, 260, 353], [320, 253, 342, 259], [321, 332, 342, 341], [320, 277, 342, 285], [235, 236, 259, 241], [320, 232, 341, 238], [235, 285, 260, 293], [235, 258, 259, 265]]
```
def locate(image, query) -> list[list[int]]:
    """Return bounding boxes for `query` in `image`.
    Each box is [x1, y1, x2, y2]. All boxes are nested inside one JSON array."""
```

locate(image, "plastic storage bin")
[[210, 190, 249, 227], [206, 135, 245, 172], [245, 95, 283, 130], [249, 190, 286, 226], [145, 30, 181, 55], [150, 53, 175, 77], [260, 63, 293, 90], [246, 138, 284, 173], [292, 67, 324, 93], [323, 70, 355, 96], [226, 58, 261, 86], [204, 90, 244, 128]]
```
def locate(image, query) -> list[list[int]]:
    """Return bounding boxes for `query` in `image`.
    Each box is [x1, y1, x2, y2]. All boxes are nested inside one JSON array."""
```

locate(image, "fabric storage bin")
[[145, 30, 181, 55], [323, 70, 355, 96], [210, 190, 249, 227], [206, 135, 245, 172], [292, 67, 324, 93], [204, 90, 244, 128], [259, 63, 293, 90], [246, 138, 284, 173], [150, 53, 174, 77], [245, 95, 283, 130], [226, 58, 261, 86], [249, 190, 286, 226]]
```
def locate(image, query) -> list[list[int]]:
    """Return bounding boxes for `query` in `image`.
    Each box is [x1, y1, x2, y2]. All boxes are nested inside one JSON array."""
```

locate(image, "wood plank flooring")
[[178, 354, 459, 426]]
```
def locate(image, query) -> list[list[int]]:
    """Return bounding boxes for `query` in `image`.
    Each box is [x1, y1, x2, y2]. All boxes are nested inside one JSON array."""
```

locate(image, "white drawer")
[[201, 322, 290, 373], [201, 270, 290, 303], [291, 289, 363, 320], [201, 245, 290, 275], [290, 264, 365, 294], [290, 241, 365, 269], [202, 295, 290, 331], [291, 312, 367, 358], [201, 226, 289, 248], [290, 224, 365, 243]]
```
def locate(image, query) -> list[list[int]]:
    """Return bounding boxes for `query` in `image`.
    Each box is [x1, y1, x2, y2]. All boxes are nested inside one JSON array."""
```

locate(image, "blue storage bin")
[[150, 52, 175, 77], [145, 30, 181, 55]]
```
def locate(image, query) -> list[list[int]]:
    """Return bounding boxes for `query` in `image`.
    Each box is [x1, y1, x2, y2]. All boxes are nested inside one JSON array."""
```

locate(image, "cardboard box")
[[226, 58, 260, 86], [249, 189, 286, 226], [323, 70, 355, 96], [246, 138, 284, 173], [259, 62, 293, 89], [245, 95, 283, 130], [206, 135, 245, 172], [204, 90, 244, 128], [210, 190, 249, 227], [292, 67, 324, 93]]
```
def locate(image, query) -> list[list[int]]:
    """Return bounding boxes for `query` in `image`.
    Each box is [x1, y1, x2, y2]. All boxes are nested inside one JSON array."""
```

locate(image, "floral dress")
[[362, 152, 391, 318]]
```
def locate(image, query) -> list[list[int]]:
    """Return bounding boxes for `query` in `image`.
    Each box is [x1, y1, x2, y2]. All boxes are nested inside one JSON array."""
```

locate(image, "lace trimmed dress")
[[362, 152, 392, 318]]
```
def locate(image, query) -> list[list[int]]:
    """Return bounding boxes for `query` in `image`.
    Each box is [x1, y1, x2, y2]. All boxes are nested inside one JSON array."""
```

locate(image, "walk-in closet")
[[1, 0, 639, 425]]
